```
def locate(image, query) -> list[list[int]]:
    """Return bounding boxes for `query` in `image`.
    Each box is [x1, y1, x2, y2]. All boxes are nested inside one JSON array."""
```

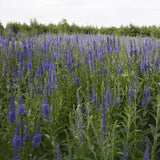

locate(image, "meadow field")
[[0, 31, 160, 160]]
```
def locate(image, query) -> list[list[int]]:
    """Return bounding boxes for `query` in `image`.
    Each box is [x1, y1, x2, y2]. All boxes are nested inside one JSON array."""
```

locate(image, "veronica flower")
[[43, 60, 48, 71], [129, 48, 133, 57], [67, 59, 71, 69], [141, 62, 147, 72], [142, 99, 146, 107], [103, 67, 107, 74], [115, 98, 120, 108], [122, 143, 127, 160], [147, 96, 151, 105], [75, 74, 79, 85], [101, 98, 107, 141], [71, 56, 74, 63], [42, 103, 51, 121], [106, 90, 110, 107], [18, 31, 20, 38], [98, 52, 103, 61], [9, 90, 16, 125], [93, 88, 97, 103], [88, 59, 93, 70], [72, 65, 75, 71], [13, 145, 20, 160], [129, 88, 132, 100], [28, 60, 32, 71], [8, 27, 12, 36], [145, 86, 150, 97], [37, 64, 42, 80], [17, 104, 27, 116], [77, 61, 80, 69], [42, 88, 51, 122], [13, 122, 22, 149], [139, 47, 142, 55], [53, 69, 56, 86], [23, 130, 30, 143], [58, 52, 61, 58], [143, 138, 150, 160], [119, 67, 123, 76], [32, 120, 41, 147], [56, 145, 62, 160]]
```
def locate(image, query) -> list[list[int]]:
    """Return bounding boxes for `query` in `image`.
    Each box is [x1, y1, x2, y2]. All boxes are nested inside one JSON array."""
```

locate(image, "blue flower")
[[28, 60, 32, 71], [143, 138, 150, 160], [17, 104, 27, 116], [9, 90, 16, 125], [142, 100, 146, 107], [106, 90, 109, 107], [122, 143, 127, 160], [13, 145, 20, 160], [147, 96, 151, 105], [32, 134, 41, 148], [13, 122, 22, 149], [23, 132, 30, 143], [37, 65, 41, 80], [115, 98, 120, 107], [103, 67, 107, 74], [75, 75, 79, 85], [18, 31, 20, 38], [42, 103, 50, 120], [56, 145, 62, 160], [9, 110, 16, 124], [8, 27, 12, 36], [77, 61, 80, 68], [119, 67, 123, 76], [32, 120, 41, 147], [145, 86, 150, 97]]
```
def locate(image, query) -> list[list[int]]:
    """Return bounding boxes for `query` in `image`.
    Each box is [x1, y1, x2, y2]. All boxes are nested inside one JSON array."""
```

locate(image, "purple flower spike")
[[32, 120, 41, 147], [115, 98, 120, 107], [9, 90, 16, 125], [23, 132, 30, 143], [147, 96, 151, 105], [28, 60, 32, 71], [8, 27, 12, 36], [142, 100, 146, 107], [122, 143, 127, 160], [103, 67, 107, 74], [145, 86, 150, 97], [13, 122, 22, 149], [56, 145, 62, 160], [17, 104, 27, 116], [119, 67, 123, 76], [42, 103, 51, 120], [143, 138, 150, 160], [75, 75, 79, 85]]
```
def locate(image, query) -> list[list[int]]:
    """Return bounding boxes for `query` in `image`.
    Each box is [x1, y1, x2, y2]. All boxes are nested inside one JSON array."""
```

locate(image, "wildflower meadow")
[[0, 29, 160, 160]]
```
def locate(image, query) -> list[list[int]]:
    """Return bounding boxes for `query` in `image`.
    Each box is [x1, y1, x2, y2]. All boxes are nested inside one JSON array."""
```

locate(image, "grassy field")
[[0, 33, 160, 160]]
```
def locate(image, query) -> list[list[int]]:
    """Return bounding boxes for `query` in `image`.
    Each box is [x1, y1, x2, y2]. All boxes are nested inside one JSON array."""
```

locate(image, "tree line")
[[0, 19, 160, 38]]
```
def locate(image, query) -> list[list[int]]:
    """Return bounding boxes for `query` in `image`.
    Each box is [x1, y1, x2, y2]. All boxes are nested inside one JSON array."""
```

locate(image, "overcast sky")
[[0, 0, 160, 28]]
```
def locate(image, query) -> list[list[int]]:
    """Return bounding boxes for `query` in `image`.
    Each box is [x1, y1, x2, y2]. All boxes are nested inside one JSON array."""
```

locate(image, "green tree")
[[58, 19, 70, 33], [0, 21, 4, 35], [30, 18, 39, 35]]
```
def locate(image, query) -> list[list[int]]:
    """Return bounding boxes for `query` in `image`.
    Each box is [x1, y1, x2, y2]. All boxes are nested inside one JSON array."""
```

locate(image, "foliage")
[[0, 31, 160, 159], [1, 19, 160, 38]]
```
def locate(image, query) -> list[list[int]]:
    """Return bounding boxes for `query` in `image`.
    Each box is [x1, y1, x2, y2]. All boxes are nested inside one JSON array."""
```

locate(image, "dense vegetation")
[[0, 19, 160, 38], [0, 29, 160, 160]]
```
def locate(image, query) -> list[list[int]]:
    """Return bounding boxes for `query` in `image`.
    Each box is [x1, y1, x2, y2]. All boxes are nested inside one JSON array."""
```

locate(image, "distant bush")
[[1, 19, 160, 38]]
